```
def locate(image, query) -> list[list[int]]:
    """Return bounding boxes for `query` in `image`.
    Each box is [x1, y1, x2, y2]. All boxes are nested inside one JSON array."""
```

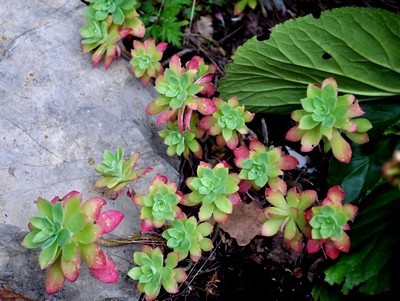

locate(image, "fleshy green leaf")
[[219, 7, 400, 113]]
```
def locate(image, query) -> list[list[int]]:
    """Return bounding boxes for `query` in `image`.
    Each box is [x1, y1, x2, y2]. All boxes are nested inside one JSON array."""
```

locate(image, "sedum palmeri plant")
[[22, 191, 124, 295], [159, 113, 204, 159], [146, 55, 217, 131], [130, 38, 167, 85], [81, 0, 145, 68], [182, 161, 241, 223], [162, 216, 213, 262], [259, 185, 316, 251], [128, 246, 187, 301], [133, 174, 184, 232], [199, 96, 255, 149], [305, 186, 358, 259], [285, 77, 372, 163], [95, 147, 152, 197], [234, 139, 298, 192]]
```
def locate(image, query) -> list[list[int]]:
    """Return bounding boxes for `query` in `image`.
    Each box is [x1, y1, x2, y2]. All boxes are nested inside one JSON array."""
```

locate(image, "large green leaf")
[[327, 136, 399, 204], [218, 7, 400, 114]]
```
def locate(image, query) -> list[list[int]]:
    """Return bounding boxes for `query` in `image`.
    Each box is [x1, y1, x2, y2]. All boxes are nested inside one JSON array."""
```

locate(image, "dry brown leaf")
[[192, 15, 213, 40], [220, 201, 263, 246]]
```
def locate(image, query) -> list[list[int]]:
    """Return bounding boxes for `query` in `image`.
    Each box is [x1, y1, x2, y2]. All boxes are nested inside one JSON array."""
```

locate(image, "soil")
[[121, 1, 400, 300]]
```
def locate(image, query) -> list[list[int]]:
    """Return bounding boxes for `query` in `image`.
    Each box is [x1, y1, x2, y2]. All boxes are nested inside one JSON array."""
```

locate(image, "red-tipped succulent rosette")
[[305, 186, 358, 259]]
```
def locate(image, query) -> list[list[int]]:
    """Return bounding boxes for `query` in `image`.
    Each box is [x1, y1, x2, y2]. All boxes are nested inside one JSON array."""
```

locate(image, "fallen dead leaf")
[[192, 15, 213, 40], [220, 201, 263, 246]]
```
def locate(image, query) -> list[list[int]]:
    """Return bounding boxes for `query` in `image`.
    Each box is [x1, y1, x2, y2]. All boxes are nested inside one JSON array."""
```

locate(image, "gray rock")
[[0, 0, 177, 299]]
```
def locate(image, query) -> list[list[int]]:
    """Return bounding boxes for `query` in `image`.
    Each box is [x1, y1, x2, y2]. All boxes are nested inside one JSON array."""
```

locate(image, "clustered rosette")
[[128, 246, 187, 301], [130, 38, 168, 85], [305, 186, 358, 259], [199, 96, 254, 149], [234, 139, 298, 192], [22, 191, 124, 295], [133, 174, 184, 232], [146, 55, 217, 131], [81, 0, 145, 68], [162, 216, 213, 262], [95, 148, 152, 198], [182, 161, 241, 223], [285, 77, 372, 163], [260, 186, 316, 251]]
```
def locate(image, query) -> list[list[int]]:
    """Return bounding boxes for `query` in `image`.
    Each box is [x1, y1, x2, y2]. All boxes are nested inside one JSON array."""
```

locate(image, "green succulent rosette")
[[128, 246, 187, 301], [133, 174, 183, 232], [87, 0, 135, 25], [162, 217, 213, 261], [182, 161, 241, 223]]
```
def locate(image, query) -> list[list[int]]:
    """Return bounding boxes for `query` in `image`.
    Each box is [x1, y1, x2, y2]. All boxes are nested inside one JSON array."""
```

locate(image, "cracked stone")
[[0, 1, 176, 299]]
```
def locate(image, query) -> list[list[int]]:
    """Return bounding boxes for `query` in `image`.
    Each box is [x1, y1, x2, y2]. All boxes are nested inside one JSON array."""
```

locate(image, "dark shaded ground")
[[120, 1, 400, 300]]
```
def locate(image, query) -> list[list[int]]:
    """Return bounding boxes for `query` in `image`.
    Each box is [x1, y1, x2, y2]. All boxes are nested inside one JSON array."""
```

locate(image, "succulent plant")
[[128, 246, 187, 301], [305, 186, 358, 259], [159, 114, 204, 159], [200, 96, 255, 149], [133, 174, 184, 232], [234, 139, 298, 192], [146, 54, 217, 130], [259, 187, 316, 251], [95, 147, 152, 197], [234, 0, 258, 15], [22, 191, 124, 295], [162, 217, 213, 262], [81, 11, 133, 68], [130, 38, 168, 85], [285, 77, 372, 163], [182, 161, 241, 223], [87, 0, 135, 25]]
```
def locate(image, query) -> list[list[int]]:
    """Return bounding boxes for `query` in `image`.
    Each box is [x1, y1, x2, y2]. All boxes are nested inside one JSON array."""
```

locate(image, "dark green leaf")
[[219, 7, 400, 114]]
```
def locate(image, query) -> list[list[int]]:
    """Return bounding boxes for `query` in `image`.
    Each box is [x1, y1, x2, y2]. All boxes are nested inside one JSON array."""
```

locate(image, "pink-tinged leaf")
[[226, 132, 239, 150], [90, 256, 119, 283], [343, 204, 358, 220], [238, 179, 252, 193], [169, 54, 183, 74], [81, 243, 106, 270], [145, 100, 167, 115], [278, 154, 298, 170], [265, 189, 287, 209], [267, 177, 287, 195], [228, 192, 242, 206], [45, 258, 65, 295], [199, 115, 215, 131], [174, 268, 188, 283], [97, 210, 124, 234], [212, 208, 229, 224], [321, 77, 338, 92], [186, 55, 201, 70], [285, 126, 304, 142], [333, 233, 351, 253], [61, 191, 83, 204], [306, 239, 323, 254], [301, 128, 322, 152], [92, 53, 103, 67], [347, 99, 365, 118], [141, 219, 154, 232], [330, 130, 352, 163], [156, 110, 176, 127], [249, 139, 265, 153], [199, 82, 215, 95], [81, 197, 106, 222], [119, 28, 132, 40], [156, 41, 168, 52], [233, 145, 250, 161], [326, 186, 345, 204], [196, 98, 217, 115], [324, 241, 341, 259], [61, 255, 80, 282]]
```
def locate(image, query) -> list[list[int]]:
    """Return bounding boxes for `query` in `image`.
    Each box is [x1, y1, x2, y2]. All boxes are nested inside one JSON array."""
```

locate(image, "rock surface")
[[0, 1, 176, 299]]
